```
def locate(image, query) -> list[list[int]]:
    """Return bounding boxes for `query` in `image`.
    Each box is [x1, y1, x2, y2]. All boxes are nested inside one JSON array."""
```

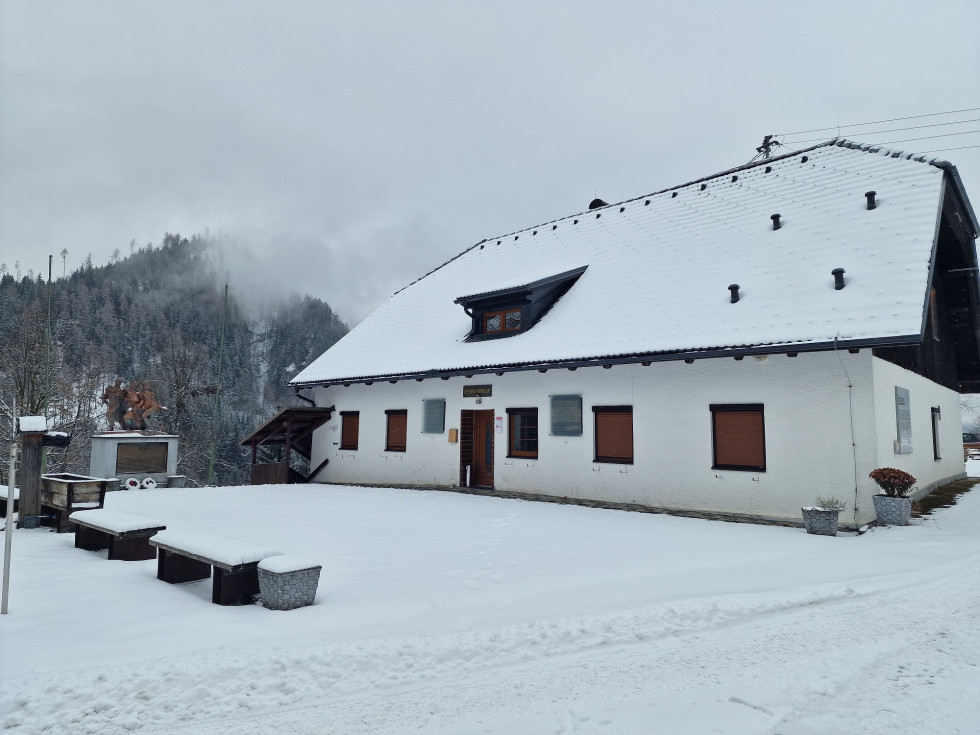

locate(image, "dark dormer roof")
[[454, 266, 589, 341]]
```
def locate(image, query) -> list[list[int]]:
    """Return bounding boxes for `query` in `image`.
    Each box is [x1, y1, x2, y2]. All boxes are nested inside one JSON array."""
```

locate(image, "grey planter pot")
[[258, 557, 322, 611], [802, 507, 840, 536], [872, 494, 912, 526]]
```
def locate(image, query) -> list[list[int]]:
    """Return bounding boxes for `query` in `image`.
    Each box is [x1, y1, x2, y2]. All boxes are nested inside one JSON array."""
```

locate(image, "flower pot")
[[872, 494, 912, 526], [801, 507, 840, 536]]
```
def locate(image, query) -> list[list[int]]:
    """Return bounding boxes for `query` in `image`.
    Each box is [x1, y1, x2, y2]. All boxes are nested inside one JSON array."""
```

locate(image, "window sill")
[[507, 454, 538, 460], [385, 448, 406, 453], [711, 464, 766, 472], [594, 458, 633, 465]]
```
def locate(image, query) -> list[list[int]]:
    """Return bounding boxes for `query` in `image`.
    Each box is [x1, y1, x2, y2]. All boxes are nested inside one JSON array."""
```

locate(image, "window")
[[340, 411, 359, 450], [483, 308, 522, 334], [593, 406, 633, 463], [931, 407, 941, 460], [551, 394, 583, 436], [710, 404, 765, 471], [422, 399, 446, 434], [507, 408, 538, 458], [385, 410, 407, 451]]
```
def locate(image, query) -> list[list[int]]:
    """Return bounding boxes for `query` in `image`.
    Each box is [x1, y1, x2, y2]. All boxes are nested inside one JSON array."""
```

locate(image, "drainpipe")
[[294, 387, 316, 407], [833, 334, 861, 529]]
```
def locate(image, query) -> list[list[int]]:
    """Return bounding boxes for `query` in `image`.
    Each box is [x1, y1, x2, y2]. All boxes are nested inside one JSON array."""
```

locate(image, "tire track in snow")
[[0, 576, 934, 735]]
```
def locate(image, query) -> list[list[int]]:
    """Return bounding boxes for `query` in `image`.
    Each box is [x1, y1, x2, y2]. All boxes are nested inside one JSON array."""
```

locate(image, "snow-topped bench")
[[0, 486, 18, 517], [149, 530, 281, 606], [70, 509, 167, 561]]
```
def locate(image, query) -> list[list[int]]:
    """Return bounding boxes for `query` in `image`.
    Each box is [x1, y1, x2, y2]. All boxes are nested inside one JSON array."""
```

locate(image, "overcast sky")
[[2, 0, 978, 325]]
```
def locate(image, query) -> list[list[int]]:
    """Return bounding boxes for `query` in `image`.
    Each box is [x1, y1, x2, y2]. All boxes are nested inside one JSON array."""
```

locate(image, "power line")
[[786, 117, 980, 145], [874, 129, 980, 145], [906, 143, 980, 154], [777, 106, 980, 137]]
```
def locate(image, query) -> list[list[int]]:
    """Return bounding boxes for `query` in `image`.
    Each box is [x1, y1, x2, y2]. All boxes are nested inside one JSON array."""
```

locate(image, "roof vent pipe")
[[771, 213, 782, 230], [832, 268, 846, 290], [728, 284, 741, 303], [865, 191, 877, 210]]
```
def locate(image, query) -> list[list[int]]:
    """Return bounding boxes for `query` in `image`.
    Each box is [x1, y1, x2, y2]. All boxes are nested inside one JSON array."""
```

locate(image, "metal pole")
[[2, 398, 18, 614], [43, 255, 52, 475], [207, 285, 228, 486], [45, 255, 52, 420]]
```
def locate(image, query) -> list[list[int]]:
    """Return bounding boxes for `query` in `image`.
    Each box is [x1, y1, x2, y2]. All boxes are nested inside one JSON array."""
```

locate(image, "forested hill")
[[0, 233, 348, 486]]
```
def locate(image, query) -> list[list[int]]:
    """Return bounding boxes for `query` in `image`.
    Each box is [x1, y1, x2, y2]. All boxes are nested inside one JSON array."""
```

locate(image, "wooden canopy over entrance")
[[240, 406, 334, 485]]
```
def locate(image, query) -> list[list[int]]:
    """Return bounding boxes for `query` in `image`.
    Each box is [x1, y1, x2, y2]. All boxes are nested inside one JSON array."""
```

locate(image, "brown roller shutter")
[[593, 406, 633, 463], [340, 412, 359, 450], [711, 405, 765, 470], [386, 410, 407, 452]]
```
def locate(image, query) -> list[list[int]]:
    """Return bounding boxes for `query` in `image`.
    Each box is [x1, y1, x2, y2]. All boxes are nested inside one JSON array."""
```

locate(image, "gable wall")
[[871, 357, 965, 497], [308, 350, 963, 526]]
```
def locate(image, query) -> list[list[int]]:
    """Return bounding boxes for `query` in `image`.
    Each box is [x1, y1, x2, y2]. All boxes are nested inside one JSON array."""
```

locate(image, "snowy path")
[[3, 479, 980, 734]]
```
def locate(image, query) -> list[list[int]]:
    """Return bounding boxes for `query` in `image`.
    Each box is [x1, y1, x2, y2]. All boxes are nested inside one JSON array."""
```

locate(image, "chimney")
[[865, 191, 877, 210], [729, 284, 741, 303], [832, 268, 846, 290], [771, 213, 782, 230]]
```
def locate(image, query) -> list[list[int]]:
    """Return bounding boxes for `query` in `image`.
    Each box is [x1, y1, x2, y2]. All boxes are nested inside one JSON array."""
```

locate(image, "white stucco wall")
[[870, 358, 965, 498], [305, 349, 962, 526]]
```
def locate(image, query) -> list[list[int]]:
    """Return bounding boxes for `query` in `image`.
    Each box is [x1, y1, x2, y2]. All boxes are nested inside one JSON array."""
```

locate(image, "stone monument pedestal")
[[90, 431, 179, 489]]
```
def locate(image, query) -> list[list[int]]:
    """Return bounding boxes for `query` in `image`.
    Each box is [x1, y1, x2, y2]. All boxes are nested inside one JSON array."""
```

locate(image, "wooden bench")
[[70, 509, 167, 561], [0, 486, 17, 518], [149, 530, 281, 606], [41, 473, 110, 533]]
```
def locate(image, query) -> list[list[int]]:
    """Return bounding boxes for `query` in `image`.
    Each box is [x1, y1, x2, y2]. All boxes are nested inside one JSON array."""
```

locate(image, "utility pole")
[[207, 285, 229, 486], [43, 255, 52, 475]]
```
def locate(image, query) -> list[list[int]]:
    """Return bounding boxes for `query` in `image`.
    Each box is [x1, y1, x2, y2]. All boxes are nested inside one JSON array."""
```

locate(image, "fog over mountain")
[[2, 1, 978, 325]]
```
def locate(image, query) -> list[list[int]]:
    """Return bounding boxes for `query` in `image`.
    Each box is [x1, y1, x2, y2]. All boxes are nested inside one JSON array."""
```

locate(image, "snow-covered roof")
[[292, 139, 978, 386]]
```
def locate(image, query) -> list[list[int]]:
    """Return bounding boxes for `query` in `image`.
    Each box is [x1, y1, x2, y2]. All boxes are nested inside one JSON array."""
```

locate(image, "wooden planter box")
[[41, 473, 109, 533]]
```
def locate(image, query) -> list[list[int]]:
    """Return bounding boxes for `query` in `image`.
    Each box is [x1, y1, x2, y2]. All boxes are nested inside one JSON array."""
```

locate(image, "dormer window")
[[455, 266, 587, 341], [484, 308, 522, 334]]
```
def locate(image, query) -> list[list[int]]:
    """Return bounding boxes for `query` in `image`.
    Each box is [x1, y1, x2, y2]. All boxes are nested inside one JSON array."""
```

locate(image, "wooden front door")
[[471, 410, 495, 487]]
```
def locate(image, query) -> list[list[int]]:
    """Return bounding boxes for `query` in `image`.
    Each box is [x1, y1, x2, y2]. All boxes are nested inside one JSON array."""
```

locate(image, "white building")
[[287, 139, 980, 527]]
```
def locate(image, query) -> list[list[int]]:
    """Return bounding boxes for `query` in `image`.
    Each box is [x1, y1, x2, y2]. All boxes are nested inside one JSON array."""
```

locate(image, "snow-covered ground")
[[3, 467, 980, 735]]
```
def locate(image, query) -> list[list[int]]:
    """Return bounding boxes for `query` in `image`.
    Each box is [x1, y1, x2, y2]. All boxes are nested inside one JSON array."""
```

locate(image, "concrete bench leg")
[[109, 535, 157, 562], [75, 526, 110, 552], [213, 564, 260, 606], [157, 549, 211, 584]]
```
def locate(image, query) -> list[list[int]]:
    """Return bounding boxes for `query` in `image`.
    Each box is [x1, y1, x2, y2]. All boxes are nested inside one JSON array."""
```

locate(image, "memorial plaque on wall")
[[116, 442, 169, 474], [894, 386, 912, 454], [550, 394, 583, 436]]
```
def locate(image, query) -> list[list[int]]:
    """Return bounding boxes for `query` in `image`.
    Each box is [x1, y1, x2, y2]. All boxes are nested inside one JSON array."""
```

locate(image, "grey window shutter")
[[422, 399, 446, 434]]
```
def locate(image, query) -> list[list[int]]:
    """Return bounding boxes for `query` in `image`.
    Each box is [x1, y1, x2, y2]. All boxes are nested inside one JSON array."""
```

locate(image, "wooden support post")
[[18, 433, 43, 526], [283, 420, 292, 482]]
